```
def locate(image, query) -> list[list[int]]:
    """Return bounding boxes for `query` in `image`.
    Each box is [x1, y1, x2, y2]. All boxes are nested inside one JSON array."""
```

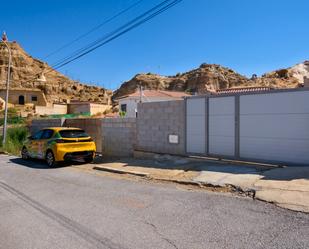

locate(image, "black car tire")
[[46, 150, 57, 167]]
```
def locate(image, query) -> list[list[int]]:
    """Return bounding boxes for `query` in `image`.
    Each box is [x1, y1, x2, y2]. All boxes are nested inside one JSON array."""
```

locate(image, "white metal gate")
[[208, 96, 236, 157], [186, 97, 206, 154], [185, 89, 309, 165], [239, 91, 309, 164]]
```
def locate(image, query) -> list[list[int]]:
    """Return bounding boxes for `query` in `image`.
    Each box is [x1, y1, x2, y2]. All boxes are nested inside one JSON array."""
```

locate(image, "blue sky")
[[1, 0, 308, 89]]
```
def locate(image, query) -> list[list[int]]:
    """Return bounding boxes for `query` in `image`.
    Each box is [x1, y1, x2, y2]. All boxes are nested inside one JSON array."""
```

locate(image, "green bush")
[[0, 107, 18, 116], [0, 126, 29, 155], [119, 111, 126, 117], [0, 116, 25, 126]]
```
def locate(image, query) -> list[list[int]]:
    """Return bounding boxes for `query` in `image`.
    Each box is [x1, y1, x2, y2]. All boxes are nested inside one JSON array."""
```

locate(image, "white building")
[[115, 90, 191, 118]]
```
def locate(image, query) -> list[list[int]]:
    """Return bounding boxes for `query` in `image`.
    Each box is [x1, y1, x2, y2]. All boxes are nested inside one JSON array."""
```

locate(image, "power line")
[[50, 0, 175, 68], [52, 0, 182, 70], [43, 0, 145, 59], [19, 0, 183, 85]]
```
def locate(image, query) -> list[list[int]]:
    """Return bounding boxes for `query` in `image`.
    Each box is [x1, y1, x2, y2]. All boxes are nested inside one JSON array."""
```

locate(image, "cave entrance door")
[[19, 95, 25, 105]]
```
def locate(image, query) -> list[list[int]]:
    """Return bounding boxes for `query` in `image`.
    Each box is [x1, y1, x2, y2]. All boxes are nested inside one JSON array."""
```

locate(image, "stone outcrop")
[[113, 62, 307, 99], [0, 42, 112, 104], [1, 41, 307, 103]]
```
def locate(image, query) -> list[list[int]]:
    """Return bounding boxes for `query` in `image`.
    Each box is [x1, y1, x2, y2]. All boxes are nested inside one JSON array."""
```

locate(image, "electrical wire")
[[50, 0, 175, 68], [20, 0, 183, 84], [43, 0, 145, 59], [52, 0, 182, 70]]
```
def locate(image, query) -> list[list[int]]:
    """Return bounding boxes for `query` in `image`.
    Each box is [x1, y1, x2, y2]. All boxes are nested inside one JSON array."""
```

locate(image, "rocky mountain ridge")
[[113, 61, 308, 99], [0, 42, 112, 104], [1, 41, 307, 104]]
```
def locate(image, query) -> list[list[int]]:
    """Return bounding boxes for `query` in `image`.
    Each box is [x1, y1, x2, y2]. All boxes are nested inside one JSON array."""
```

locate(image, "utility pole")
[[2, 32, 12, 145]]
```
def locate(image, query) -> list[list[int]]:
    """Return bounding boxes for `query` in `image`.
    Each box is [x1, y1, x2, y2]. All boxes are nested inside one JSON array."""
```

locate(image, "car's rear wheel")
[[46, 150, 57, 167], [21, 147, 29, 160]]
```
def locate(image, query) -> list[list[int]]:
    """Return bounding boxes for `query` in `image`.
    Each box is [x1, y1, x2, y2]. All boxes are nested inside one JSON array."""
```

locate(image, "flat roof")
[[68, 101, 107, 105]]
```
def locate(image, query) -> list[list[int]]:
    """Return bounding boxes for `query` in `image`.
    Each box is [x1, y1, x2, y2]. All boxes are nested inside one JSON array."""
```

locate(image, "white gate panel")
[[240, 91, 309, 164], [209, 97, 235, 156], [186, 98, 206, 154]]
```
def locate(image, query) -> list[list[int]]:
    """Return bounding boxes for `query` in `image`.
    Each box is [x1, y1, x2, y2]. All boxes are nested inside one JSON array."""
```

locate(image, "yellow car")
[[21, 127, 96, 167]]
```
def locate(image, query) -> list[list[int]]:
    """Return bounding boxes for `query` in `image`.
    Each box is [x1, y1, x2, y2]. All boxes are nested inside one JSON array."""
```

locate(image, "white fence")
[[186, 89, 309, 165]]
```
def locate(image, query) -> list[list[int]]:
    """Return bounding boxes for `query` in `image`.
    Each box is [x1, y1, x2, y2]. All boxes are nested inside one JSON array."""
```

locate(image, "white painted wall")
[[240, 91, 309, 164], [35, 104, 68, 115], [186, 98, 206, 154], [118, 98, 138, 118], [208, 97, 235, 156]]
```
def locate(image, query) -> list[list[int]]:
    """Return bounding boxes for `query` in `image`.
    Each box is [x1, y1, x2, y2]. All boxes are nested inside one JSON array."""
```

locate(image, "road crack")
[[144, 221, 179, 249]]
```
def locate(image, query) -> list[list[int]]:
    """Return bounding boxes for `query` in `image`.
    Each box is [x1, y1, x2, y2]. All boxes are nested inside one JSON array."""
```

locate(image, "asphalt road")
[[0, 155, 308, 249]]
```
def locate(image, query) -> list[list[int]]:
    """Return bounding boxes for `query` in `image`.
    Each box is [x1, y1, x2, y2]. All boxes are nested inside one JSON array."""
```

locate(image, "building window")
[[120, 104, 127, 112], [31, 96, 38, 102]]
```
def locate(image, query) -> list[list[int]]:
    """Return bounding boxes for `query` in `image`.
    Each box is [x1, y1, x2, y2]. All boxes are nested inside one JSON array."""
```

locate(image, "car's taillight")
[[55, 139, 65, 143]]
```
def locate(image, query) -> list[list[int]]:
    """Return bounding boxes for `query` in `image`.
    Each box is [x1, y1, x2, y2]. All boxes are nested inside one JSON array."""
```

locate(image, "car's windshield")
[[59, 130, 89, 138]]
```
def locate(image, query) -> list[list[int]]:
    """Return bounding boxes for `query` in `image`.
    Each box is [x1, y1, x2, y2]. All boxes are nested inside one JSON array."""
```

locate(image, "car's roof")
[[42, 127, 83, 132]]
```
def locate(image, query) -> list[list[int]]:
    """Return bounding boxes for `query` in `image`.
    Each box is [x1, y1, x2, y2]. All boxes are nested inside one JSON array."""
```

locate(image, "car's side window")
[[32, 130, 44, 140], [41, 129, 54, 140]]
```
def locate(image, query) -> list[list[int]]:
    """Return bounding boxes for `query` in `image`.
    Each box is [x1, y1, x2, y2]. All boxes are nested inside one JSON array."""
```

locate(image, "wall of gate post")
[[136, 100, 186, 155]]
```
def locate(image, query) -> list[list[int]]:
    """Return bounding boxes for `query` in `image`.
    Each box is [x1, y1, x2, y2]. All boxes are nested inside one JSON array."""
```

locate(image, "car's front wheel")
[[21, 147, 29, 160], [46, 150, 57, 167]]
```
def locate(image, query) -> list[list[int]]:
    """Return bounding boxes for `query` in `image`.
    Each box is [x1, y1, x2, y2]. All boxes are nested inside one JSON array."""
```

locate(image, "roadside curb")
[[92, 164, 307, 213], [93, 166, 256, 197], [151, 178, 204, 187], [93, 166, 150, 177]]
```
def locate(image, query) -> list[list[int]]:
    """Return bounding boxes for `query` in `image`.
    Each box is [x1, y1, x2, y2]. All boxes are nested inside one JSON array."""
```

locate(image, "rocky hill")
[[113, 62, 308, 99], [1, 41, 307, 104], [0, 41, 112, 104]]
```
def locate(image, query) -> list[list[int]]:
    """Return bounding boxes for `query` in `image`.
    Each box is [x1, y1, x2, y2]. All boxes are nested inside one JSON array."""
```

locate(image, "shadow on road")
[[10, 158, 49, 169], [9, 158, 87, 169]]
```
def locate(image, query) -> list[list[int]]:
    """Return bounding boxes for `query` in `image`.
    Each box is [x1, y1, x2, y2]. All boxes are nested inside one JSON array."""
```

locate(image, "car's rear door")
[[28, 130, 44, 158], [38, 129, 55, 159]]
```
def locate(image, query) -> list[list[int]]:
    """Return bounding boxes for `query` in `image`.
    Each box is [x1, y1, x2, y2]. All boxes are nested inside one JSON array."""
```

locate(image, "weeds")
[[0, 126, 29, 155]]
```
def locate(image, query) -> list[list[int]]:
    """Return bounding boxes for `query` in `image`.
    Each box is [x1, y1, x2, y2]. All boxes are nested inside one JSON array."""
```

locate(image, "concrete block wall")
[[101, 118, 136, 157], [136, 100, 186, 155], [30, 117, 136, 156], [30, 118, 63, 134], [64, 118, 102, 152]]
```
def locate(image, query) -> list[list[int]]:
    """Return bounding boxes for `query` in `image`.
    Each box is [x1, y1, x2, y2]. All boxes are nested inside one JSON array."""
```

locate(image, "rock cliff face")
[[113, 62, 307, 99], [1, 41, 307, 103], [285, 61, 309, 83], [0, 42, 112, 104]]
